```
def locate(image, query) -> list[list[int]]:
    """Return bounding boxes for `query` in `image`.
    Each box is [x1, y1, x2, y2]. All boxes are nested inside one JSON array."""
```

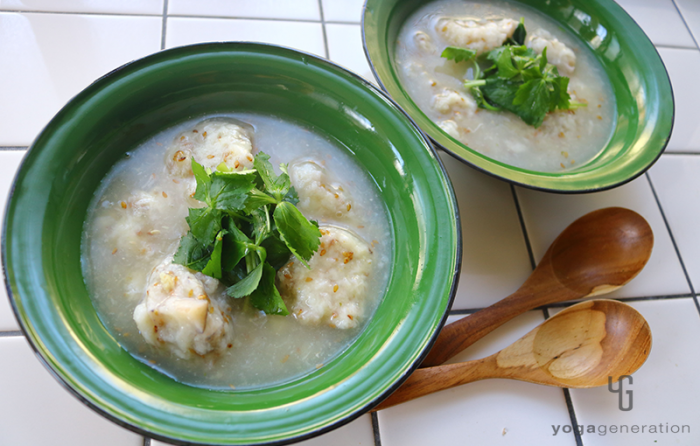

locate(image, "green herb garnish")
[[441, 19, 585, 128], [173, 153, 322, 315]]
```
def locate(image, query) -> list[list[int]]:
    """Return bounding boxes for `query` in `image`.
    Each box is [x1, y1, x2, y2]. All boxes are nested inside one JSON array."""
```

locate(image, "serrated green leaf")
[[226, 261, 263, 298], [260, 231, 292, 270], [283, 186, 300, 205], [221, 219, 253, 271], [202, 230, 226, 278], [210, 171, 256, 211], [253, 152, 291, 198], [186, 207, 222, 245], [273, 201, 321, 267], [244, 189, 278, 213], [440, 46, 476, 64], [495, 46, 519, 79], [173, 232, 211, 271], [249, 263, 289, 315], [251, 207, 270, 245], [191, 159, 211, 202]]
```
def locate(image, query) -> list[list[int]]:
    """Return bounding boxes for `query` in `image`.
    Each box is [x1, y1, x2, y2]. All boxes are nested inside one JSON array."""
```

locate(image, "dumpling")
[[133, 258, 233, 359], [277, 226, 373, 329], [289, 160, 354, 222], [527, 29, 576, 75], [431, 88, 477, 115], [436, 18, 518, 55], [166, 117, 255, 178]]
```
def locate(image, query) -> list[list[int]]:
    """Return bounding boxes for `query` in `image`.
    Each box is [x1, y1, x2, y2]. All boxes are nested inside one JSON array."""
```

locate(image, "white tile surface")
[[440, 152, 536, 310], [0, 336, 143, 446], [321, 0, 364, 23], [658, 47, 700, 152], [165, 17, 326, 57], [168, 0, 320, 21], [151, 415, 375, 446], [0, 151, 26, 332], [378, 311, 578, 446], [647, 155, 700, 289], [515, 175, 691, 299], [0, 12, 162, 147], [554, 299, 700, 445], [0, 0, 163, 15], [675, 0, 700, 46], [615, 0, 695, 48], [326, 23, 376, 84]]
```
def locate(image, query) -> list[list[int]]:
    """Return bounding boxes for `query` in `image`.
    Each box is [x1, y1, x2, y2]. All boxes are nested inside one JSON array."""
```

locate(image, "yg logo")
[[608, 375, 633, 411]]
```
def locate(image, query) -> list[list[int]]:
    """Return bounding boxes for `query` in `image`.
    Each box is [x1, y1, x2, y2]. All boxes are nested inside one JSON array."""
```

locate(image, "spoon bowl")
[[422, 207, 653, 367], [374, 299, 652, 411]]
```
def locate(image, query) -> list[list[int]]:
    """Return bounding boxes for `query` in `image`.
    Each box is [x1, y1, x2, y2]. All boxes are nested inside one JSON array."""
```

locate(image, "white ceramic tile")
[[321, 0, 364, 23], [515, 174, 690, 298], [647, 155, 700, 290], [0, 336, 143, 446], [168, 0, 320, 21], [165, 17, 326, 57], [675, 0, 700, 46], [151, 414, 374, 446], [614, 0, 695, 48], [0, 151, 26, 332], [0, 0, 163, 15], [552, 299, 700, 445], [439, 152, 533, 310], [378, 311, 577, 445], [658, 47, 700, 152], [326, 23, 376, 84], [0, 12, 162, 147]]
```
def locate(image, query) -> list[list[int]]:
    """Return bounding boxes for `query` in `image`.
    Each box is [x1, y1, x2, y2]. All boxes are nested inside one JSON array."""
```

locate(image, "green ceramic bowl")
[[363, 0, 674, 192], [3, 43, 460, 445]]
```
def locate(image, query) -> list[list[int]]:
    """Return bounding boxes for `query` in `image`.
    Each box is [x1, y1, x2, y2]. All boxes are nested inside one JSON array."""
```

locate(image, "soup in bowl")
[[3, 43, 460, 445]]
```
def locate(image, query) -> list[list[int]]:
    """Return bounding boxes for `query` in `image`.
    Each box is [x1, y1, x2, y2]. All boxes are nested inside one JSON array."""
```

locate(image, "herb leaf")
[[211, 171, 256, 211], [175, 151, 321, 315], [440, 46, 477, 64], [202, 230, 226, 279], [444, 20, 580, 128], [274, 201, 322, 267], [186, 207, 222, 245], [226, 260, 264, 298], [249, 263, 289, 315], [173, 232, 211, 271]]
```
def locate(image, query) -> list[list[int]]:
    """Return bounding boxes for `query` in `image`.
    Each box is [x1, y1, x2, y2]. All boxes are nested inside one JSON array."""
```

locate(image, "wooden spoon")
[[374, 299, 651, 411], [422, 207, 653, 367]]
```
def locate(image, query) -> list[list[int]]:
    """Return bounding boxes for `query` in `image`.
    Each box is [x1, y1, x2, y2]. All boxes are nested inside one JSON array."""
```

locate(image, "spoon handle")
[[372, 356, 497, 411], [421, 281, 580, 367]]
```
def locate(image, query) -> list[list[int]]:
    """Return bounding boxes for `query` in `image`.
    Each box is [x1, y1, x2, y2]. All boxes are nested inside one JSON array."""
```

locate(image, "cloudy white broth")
[[81, 114, 391, 389], [395, 0, 616, 172]]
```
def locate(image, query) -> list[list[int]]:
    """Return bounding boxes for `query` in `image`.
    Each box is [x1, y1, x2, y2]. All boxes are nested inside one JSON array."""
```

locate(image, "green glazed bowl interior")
[[363, 0, 674, 192], [3, 43, 460, 445]]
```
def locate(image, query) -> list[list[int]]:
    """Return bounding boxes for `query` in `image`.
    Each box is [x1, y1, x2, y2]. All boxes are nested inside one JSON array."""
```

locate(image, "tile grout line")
[[671, 0, 700, 51], [0, 147, 28, 151], [509, 184, 536, 270], [317, 0, 330, 59], [160, 0, 168, 50], [663, 151, 700, 155], [542, 308, 584, 446], [0, 9, 362, 25], [0, 331, 23, 338], [654, 43, 699, 50], [449, 293, 699, 315], [0, 9, 160, 17], [645, 173, 700, 316], [371, 412, 382, 446]]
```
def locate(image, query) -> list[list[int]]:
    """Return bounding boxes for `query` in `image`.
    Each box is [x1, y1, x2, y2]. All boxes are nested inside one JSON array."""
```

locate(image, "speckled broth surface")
[[395, 0, 616, 172], [81, 114, 391, 389]]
